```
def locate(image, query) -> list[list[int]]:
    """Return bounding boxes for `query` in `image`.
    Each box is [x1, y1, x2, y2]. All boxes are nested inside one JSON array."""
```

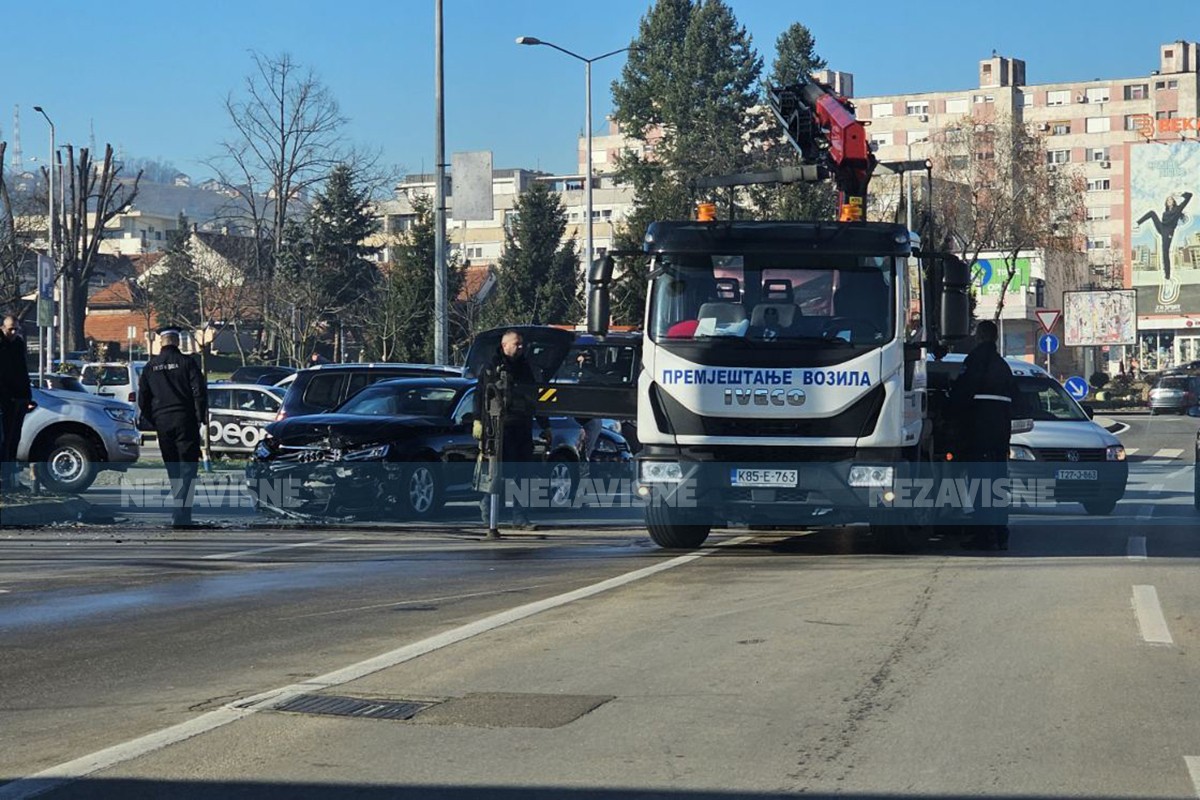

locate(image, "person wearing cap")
[[949, 320, 1019, 551], [138, 330, 208, 528]]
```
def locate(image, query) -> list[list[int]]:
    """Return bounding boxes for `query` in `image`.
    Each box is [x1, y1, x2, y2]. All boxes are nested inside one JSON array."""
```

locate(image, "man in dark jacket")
[[473, 330, 549, 529], [138, 330, 208, 527], [0, 316, 33, 491], [950, 320, 1019, 550]]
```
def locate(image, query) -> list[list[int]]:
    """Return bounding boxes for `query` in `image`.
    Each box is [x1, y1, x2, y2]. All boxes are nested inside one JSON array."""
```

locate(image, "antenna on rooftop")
[[11, 105, 23, 173]]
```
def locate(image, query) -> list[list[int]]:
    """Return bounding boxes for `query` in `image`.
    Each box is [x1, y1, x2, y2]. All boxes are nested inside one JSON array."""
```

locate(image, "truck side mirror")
[[939, 255, 971, 340], [587, 255, 615, 337]]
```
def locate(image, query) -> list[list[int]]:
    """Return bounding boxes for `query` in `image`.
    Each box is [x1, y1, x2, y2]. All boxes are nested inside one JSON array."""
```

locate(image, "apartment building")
[[854, 40, 1200, 371]]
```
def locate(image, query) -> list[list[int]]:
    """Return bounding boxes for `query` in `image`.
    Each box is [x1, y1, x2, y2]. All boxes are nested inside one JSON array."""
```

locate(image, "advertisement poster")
[[972, 257, 1032, 297], [1128, 141, 1200, 311], [1064, 290, 1137, 346]]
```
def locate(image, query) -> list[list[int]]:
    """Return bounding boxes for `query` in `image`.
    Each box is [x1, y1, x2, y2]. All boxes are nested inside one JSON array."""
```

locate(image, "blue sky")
[[0, 0, 1189, 183]]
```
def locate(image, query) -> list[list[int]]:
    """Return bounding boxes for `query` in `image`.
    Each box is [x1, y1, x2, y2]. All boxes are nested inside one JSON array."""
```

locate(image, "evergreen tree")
[[485, 182, 580, 327], [147, 213, 200, 330]]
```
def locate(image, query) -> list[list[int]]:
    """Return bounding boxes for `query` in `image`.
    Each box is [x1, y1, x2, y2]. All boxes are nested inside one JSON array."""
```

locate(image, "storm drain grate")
[[274, 693, 435, 721]]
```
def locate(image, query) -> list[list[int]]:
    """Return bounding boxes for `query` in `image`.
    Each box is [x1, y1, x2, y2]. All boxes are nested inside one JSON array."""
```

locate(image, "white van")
[[80, 361, 146, 405]]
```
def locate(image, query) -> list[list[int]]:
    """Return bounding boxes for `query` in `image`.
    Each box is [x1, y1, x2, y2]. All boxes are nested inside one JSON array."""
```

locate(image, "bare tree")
[[0, 141, 43, 314], [929, 114, 1086, 320], [56, 144, 142, 349]]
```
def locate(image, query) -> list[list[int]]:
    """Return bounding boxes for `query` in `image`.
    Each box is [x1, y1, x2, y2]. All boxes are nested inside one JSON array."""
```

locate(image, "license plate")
[[1055, 469, 1098, 480], [731, 468, 798, 487]]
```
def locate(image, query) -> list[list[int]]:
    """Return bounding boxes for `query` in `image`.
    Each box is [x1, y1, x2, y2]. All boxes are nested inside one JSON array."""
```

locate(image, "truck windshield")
[[648, 254, 896, 347]]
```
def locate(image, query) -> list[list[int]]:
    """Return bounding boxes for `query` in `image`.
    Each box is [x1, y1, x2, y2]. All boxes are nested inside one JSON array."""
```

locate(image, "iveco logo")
[[723, 388, 806, 406], [1066, 450, 1080, 462]]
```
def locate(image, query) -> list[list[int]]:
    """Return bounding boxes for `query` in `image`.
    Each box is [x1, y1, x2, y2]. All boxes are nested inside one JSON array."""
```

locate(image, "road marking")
[[1124, 448, 1139, 456], [1127, 537, 1147, 560], [1137, 484, 1164, 521], [1107, 421, 1131, 436], [1153, 448, 1185, 460], [1132, 585, 1174, 645], [0, 536, 753, 800], [1184, 756, 1200, 797], [1166, 466, 1192, 482], [200, 536, 353, 560]]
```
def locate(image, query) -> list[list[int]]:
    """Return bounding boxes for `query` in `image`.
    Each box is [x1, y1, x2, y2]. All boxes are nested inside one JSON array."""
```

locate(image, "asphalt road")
[[3, 413, 1200, 798]]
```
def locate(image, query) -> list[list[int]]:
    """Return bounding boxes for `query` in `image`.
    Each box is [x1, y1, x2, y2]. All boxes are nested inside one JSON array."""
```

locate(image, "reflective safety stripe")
[[974, 394, 1012, 402]]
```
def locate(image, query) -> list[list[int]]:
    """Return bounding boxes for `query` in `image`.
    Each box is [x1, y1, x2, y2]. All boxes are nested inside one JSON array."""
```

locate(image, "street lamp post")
[[33, 106, 54, 377], [517, 37, 630, 323]]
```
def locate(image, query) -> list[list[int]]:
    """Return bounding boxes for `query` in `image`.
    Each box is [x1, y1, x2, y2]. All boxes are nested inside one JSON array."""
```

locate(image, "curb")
[[0, 497, 93, 527]]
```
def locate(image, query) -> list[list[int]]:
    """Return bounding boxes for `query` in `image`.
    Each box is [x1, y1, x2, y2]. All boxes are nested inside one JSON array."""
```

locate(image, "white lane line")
[[0, 536, 753, 800], [1127, 537, 1148, 560], [200, 536, 353, 561], [1107, 422, 1131, 436], [1184, 756, 1200, 798], [1137, 484, 1164, 521], [1132, 585, 1174, 645], [1166, 465, 1192, 482], [1154, 448, 1185, 460]]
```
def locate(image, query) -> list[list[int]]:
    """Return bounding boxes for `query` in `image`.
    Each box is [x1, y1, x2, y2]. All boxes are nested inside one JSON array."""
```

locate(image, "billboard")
[[1127, 141, 1200, 310], [971, 256, 1033, 297], [1063, 290, 1137, 346]]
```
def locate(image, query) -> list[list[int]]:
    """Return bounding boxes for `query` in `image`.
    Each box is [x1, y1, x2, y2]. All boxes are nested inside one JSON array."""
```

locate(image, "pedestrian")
[[309, 351, 329, 366], [473, 330, 549, 530], [950, 320, 1018, 551], [0, 316, 34, 492], [137, 330, 208, 528]]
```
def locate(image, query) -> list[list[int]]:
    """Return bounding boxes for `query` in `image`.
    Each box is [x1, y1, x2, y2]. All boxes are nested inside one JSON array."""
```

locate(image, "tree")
[[362, 194, 464, 363], [746, 23, 837, 222], [0, 141, 43, 314], [608, 0, 763, 323], [928, 115, 1087, 320], [122, 157, 183, 185], [485, 182, 580, 327], [147, 214, 200, 331], [56, 144, 142, 350]]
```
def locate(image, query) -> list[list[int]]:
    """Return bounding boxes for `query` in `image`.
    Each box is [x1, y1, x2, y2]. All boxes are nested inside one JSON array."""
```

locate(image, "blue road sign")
[[1064, 376, 1089, 400], [1038, 333, 1060, 354]]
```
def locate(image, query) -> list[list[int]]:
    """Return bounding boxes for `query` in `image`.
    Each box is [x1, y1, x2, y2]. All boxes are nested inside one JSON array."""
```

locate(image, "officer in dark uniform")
[[0, 316, 33, 491], [950, 320, 1018, 550], [138, 330, 208, 528], [473, 330, 548, 529]]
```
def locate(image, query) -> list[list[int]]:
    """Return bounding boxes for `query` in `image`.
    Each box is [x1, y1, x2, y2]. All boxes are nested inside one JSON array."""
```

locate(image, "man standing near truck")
[[0, 316, 33, 492], [950, 320, 1018, 550]]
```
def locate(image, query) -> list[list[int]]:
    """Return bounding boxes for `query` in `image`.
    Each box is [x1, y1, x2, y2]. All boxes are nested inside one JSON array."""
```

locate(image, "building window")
[[1047, 89, 1071, 106], [1046, 149, 1071, 164], [1124, 115, 1141, 131], [1086, 206, 1111, 221], [1020, 92, 1034, 107], [1154, 79, 1180, 90], [1087, 178, 1111, 191], [945, 98, 969, 114], [1085, 117, 1111, 134], [1124, 83, 1149, 100], [1089, 148, 1110, 162], [1155, 110, 1178, 120], [908, 130, 929, 144], [1085, 87, 1110, 103], [1051, 121, 1071, 135], [1087, 236, 1111, 250], [870, 102, 894, 118], [972, 94, 995, 104], [868, 131, 893, 148], [905, 101, 929, 116]]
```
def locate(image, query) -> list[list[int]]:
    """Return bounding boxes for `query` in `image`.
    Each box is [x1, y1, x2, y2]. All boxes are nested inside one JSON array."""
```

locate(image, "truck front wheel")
[[645, 504, 710, 549]]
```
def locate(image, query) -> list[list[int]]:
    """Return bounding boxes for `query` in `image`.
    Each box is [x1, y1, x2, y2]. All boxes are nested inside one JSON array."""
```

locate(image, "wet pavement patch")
[[412, 692, 614, 729]]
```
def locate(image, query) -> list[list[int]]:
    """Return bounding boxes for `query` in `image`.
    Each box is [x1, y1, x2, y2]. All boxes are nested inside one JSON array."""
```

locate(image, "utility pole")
[[432, 0, 448, 364]]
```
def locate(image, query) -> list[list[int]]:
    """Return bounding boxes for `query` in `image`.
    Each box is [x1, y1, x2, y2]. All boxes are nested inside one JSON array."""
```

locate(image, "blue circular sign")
[[1038, 333, 1060, 354], [1064, 377, 1089, 400], [973, 259, 993, 288]]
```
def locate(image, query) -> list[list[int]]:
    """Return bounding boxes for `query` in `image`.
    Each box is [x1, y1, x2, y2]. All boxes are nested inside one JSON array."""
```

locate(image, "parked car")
[[80, 361, 147, 405], [205, 383, 286, 456], [229, 365, 297, 386], [275, 362, 463, 420], [247, 376, 632, 520], [16, 387, 141, 493], [928, 354, 1127, 516], [30, 373, 89, 393], [1149, 374, 1200, 414]]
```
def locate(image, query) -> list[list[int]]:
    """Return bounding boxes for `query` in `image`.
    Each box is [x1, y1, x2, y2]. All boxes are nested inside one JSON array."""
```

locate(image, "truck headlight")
[[105, 407, 138, 425], [1008, 445, 1036, 461], [640, 461, 683, 483], [848, 465, 893, 487], [1106, 445, 1126, 462]]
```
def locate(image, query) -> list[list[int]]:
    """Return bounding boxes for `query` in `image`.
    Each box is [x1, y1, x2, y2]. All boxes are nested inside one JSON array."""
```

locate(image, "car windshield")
[[647, 253, 896, 346], [1155, 377, 1191, 390], [336, 384, 460, 417], [81, 365, 129, 387], [552, 343, 639, 386], [1015, 376, 1089, 421]]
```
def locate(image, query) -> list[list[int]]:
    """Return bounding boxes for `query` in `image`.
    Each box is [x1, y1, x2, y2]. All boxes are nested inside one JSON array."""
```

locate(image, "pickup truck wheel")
[[1083, 498, 1117, 516], [645, 504, 710, 549], [38, 433, 97, 494]]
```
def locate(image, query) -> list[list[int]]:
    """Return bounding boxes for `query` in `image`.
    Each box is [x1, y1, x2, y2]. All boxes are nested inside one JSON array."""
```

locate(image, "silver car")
[[15, 388, 141, 494]]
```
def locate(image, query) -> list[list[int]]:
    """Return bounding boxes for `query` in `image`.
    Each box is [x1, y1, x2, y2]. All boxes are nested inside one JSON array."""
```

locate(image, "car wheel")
[[1083, 498, 1117, 516], [399, 459, 443, 519], [38, 433, 97, 494], [547, 455, 578, 509]]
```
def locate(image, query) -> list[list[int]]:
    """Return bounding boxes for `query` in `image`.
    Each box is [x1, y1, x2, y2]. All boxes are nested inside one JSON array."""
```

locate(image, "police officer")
[[950, 320, 1018, 550], [473, 330, 548, 529], [138, 330, 208, 528], [0, 316, 33, 492]]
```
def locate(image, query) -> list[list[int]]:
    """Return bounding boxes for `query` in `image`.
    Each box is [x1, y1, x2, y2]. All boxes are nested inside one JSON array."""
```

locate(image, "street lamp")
[[517, 36, 630, 322], [33, 106, 54, 377]]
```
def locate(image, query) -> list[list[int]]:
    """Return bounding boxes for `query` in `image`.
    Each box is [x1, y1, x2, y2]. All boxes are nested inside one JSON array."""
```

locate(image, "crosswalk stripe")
[[1151, 448, 1184, 460], [1124, 448, 1139, 456]]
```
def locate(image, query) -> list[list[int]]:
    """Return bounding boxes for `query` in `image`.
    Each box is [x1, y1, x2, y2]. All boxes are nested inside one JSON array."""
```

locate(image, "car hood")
[[33, 387, 135, 413], [266, 413, 456, 447], [1013, 420, 1119, 449]]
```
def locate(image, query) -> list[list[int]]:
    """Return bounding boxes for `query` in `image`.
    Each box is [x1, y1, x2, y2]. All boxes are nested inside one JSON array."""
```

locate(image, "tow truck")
[[575, 76, 975, 550]]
